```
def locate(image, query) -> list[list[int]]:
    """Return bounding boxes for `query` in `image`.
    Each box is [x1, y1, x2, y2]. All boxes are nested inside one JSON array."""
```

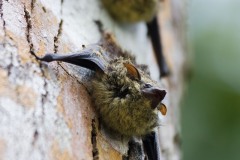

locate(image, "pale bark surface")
[[0, 0, 186, 160]]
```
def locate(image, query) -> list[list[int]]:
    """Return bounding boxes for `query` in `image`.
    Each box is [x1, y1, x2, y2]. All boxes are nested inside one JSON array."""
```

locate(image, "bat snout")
[[141, 87, 167, 109]]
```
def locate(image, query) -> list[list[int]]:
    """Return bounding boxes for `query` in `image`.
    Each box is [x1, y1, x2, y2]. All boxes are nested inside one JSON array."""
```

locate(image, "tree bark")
[[0, 0, 186, 159]]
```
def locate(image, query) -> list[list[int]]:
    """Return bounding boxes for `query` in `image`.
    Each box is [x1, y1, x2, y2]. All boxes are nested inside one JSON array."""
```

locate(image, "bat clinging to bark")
[[101, 0, 158, 23], [34, 34, 167, 137], [100, 0, 170, 77]]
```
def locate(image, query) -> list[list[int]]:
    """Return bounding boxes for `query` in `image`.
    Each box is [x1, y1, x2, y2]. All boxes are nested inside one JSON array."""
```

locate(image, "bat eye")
[[123, 63, 141, 80], [143, 83, 152, 88]]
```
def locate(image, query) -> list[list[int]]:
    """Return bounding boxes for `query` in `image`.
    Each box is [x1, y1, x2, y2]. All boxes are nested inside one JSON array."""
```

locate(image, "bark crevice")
[[24, 6, 34, 57], [91, 118, 99, 160], [53, 20, 63, 53], [0, 0, 6, 38], [31, 0, 36, 12]]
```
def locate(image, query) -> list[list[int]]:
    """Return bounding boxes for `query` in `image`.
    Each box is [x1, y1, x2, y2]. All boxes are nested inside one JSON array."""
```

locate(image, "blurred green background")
[[182, 0, 240, 160]]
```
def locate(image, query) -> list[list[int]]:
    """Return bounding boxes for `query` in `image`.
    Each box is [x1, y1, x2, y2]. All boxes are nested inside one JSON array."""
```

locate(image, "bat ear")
[[37, 46, 108, 73], [158, 103, 167, 116], [123, 63, 141, 80]]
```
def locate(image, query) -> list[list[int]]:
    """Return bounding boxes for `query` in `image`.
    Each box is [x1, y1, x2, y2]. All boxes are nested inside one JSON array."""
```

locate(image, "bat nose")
[[141, 87, 167, 109], [141, 87, 166, 100]]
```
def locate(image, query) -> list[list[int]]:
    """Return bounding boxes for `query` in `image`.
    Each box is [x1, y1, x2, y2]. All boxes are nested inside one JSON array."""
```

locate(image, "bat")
[[34, 33, 167, 159], [100, 0, 170, 77]]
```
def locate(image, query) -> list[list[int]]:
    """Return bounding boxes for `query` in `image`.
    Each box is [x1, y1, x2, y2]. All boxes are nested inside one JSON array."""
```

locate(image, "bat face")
[[36, 35, 167, 137]]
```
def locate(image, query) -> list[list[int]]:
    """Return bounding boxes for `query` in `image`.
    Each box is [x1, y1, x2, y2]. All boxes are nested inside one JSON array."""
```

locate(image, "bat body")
[[101, 0, 158, 23], [92, 57, 165, 136], [36, 35, 167, 137]]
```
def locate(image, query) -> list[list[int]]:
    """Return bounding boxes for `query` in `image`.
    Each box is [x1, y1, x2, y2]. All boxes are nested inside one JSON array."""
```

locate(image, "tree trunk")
[[0, 0, 187, 159]]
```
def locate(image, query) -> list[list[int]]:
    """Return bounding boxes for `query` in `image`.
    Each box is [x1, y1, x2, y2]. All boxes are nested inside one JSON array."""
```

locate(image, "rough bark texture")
[[0, 0, 186, 160]]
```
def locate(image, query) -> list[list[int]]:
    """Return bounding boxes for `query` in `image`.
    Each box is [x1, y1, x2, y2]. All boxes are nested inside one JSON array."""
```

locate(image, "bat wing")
[[37, 45, 108, 73], [143, 131, 161, 160]]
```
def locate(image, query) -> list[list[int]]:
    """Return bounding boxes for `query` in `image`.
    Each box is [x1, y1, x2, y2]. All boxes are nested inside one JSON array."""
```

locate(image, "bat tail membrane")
[[37, 46, 108, 73]]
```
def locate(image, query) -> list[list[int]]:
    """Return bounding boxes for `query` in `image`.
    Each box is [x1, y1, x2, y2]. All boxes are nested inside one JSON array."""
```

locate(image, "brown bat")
[[100, 0, 170, 77], [34, 34, 167, 137], [32, 34, 166, 160]]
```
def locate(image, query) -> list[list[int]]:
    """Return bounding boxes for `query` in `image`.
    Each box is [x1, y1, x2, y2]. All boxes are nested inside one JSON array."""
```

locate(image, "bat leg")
[[142, 131, 161, 160], [147, 17, 170, 78]]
